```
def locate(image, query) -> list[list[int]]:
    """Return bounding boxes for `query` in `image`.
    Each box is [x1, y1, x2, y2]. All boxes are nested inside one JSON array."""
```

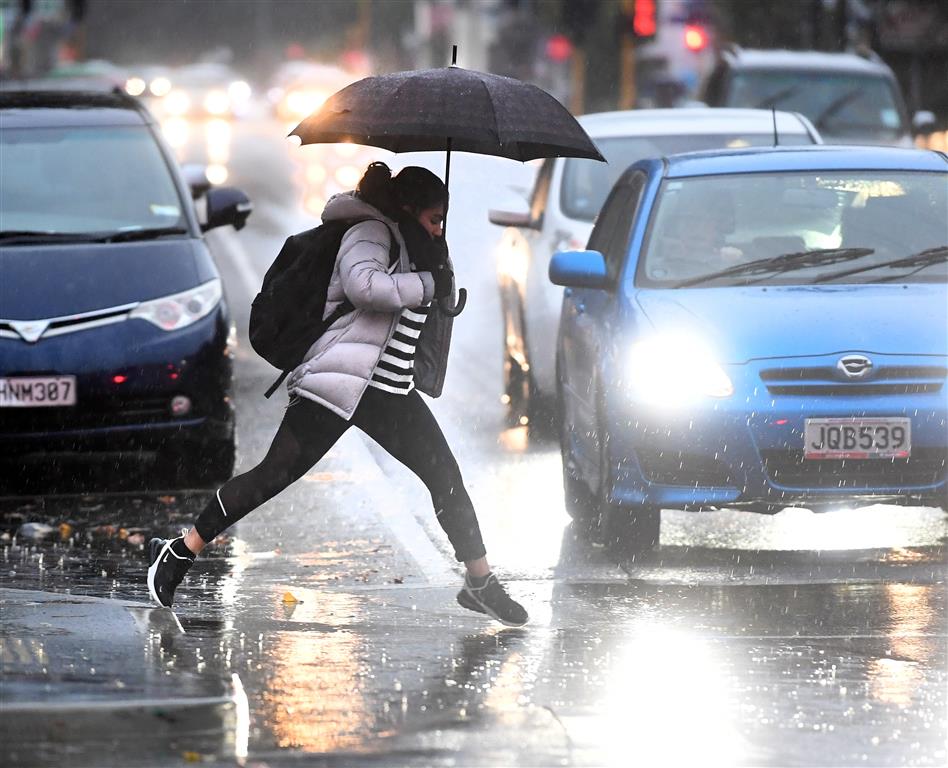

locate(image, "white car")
[[488, 108, 822, 430]]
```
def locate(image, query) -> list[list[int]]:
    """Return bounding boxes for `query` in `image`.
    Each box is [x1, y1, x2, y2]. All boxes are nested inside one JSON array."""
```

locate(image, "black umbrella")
[[290, 48, 604, 316]]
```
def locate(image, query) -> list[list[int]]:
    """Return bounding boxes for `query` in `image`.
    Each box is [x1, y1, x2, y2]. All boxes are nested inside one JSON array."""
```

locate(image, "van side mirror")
[[204, 187, 253, 232], [549, 250, 611, 289]]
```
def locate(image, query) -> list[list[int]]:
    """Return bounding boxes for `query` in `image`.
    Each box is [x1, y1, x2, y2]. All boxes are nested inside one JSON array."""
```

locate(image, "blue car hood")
[[0, 240, 202, 320], [634, 284, 948, 363]]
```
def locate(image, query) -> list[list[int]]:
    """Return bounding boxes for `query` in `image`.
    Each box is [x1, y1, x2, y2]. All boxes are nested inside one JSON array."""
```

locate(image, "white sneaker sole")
[[147, 539, 175, 608]]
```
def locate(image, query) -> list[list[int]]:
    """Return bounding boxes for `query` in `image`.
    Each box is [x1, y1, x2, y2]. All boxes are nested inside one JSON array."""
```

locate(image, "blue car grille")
[[761, 448, 947, 490], [759, 365, 946, 397]]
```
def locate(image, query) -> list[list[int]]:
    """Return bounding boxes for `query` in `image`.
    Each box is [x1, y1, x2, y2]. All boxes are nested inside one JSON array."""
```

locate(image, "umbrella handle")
[[438, 288, 467, 317]]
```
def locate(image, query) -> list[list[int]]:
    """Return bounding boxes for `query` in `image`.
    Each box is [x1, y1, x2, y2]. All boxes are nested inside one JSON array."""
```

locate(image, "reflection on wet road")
[[1, 112, 946, 767]]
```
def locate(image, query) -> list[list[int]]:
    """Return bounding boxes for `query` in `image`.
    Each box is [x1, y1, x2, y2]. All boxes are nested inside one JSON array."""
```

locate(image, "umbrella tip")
[[451, 44, 457, 67]]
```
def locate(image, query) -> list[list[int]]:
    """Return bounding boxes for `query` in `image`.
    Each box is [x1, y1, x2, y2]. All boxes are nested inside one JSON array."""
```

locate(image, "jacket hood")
[[322, 192, 397, 227]]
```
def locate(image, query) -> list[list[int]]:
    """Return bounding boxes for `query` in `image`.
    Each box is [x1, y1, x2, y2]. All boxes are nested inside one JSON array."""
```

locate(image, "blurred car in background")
[[698, 46, 936, 146], [0, 90, 253, 488], [45, 59, 129, 90], [156, 62, 252, 121], [488, 108, 821, 429], [123, 64, 175, 102], [551, 145, 947, 550], [267, 61, 359, 123], [266, 61, 377, 218]]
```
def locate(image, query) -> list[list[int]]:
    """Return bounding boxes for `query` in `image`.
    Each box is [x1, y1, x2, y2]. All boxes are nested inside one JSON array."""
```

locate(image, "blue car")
[[550, 146, 947, 550], [0, 91, 252, 488]]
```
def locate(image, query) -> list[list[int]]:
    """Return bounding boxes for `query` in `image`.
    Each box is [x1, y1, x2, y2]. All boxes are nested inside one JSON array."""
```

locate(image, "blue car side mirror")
[[549, 250, 611, 289]]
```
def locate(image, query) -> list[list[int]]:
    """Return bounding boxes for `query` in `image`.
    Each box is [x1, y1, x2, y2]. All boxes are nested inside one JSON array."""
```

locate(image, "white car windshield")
[[638, 171, 947, 287], [0, 125, 185, 236], [561, 132, 813, 221], [729, 71, 907, 142]]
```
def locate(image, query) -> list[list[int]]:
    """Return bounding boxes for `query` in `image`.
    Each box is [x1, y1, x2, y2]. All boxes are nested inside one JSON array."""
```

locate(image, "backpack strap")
[[263, 220, 400, 400]]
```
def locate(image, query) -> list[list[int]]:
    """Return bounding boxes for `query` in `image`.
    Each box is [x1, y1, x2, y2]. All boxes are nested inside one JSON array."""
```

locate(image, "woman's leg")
[[352, 388, 486, 564], [192, 399, 350, 546], [147, 399, 349, 608], [352, 389, 527, 626]]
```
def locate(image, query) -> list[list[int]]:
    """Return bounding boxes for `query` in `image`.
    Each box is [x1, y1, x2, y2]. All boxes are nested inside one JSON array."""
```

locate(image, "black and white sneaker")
[[147, 535, 194, 608], [457, 572, 528, 627]]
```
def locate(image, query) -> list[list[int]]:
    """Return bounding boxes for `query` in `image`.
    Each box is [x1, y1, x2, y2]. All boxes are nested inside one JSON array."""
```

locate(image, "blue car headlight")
[[628, 334, 734, 405], [129, 279, 222, 331]]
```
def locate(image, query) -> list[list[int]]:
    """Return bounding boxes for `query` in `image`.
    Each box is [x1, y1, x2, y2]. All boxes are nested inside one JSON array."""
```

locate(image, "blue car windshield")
[[638, 170, 947, 287], [729, 71, 907, 142], [560, 131, 814, 222], [0, 125, 185, 236]]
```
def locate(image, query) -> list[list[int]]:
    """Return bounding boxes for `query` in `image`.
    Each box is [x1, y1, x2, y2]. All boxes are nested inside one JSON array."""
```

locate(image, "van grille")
[[0, 396, 172, 433]]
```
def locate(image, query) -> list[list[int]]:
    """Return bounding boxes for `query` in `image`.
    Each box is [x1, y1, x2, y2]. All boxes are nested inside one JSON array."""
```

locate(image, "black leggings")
[[193, 387, 486, 562]]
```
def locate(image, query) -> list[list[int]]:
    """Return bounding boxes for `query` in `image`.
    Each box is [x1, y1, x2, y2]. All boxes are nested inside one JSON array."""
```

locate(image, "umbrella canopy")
[[290, 65, 604, 163]]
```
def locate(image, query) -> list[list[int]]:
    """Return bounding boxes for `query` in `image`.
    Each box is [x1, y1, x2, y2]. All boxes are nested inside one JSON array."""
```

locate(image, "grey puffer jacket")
[[285, 193, 455, 419]]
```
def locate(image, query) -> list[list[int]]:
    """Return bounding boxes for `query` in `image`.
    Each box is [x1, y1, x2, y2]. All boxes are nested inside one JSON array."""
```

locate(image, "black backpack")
[[249, 218, 398, 398]]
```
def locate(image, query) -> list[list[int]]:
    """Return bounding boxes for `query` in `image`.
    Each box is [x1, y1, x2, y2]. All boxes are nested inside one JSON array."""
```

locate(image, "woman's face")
[[414, 204, 445, 238]]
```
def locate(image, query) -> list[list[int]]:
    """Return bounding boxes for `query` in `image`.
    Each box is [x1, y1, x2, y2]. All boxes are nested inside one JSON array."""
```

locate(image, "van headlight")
[[628, 333, 733, 405], [130, 279, 222, 331]]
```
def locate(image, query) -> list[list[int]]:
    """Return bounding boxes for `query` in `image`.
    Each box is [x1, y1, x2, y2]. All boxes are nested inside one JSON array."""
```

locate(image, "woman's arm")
[[337, 220, 435, 311]]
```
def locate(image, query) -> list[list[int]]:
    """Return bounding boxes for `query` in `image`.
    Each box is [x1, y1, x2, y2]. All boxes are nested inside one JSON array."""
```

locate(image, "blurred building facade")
[[1, 0, 945, 135]]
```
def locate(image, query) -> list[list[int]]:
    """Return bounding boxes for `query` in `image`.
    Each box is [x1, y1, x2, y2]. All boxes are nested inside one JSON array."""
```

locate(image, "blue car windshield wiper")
[[674, 247, 876, 288], [814, 245, 948, 284]]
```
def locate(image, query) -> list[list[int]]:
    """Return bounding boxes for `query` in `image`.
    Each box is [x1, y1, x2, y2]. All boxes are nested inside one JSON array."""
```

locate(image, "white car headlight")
[[130, 279, 222, 332], [628, 333, 733, 405]]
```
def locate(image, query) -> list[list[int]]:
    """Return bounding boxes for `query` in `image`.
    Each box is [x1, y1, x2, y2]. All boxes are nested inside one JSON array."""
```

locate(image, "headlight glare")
[[130, 279, 222, 331], [204, 89, 231, 115], [628, 334, 733, 405]]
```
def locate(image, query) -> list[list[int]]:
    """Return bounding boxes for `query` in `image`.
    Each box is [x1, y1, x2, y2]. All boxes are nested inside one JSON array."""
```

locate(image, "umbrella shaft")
[[444, 137, 452, 237]]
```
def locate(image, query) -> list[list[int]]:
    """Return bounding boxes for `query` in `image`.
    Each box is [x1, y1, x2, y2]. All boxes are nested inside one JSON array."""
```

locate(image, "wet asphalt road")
[[1, 110, 946, 767]]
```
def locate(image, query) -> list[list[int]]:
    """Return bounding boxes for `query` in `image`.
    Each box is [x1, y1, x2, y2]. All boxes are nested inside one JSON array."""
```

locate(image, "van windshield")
[[0, 125, 185, 237], [729, 71, 907, 143]]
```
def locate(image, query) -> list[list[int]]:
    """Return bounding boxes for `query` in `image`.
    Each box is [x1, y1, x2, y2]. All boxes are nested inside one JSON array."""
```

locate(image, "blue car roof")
[[664, 145, 947, 178]]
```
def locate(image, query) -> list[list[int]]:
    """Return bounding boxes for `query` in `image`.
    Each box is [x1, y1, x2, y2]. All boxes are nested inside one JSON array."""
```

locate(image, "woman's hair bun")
[[357, 161, 392, 195], [356, 161, 398, 215]]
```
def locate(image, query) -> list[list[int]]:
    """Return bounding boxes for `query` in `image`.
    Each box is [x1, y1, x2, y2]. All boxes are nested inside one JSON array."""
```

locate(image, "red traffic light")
[[633, 0, 657, 38], [684, 23, 709, 52], [546, 34, 574, 63]]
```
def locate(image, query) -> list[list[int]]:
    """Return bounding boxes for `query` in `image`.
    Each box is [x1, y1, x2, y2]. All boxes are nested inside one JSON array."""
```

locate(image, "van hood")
[[0, 240, 202, 320], [634, 284, 948, 363]]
